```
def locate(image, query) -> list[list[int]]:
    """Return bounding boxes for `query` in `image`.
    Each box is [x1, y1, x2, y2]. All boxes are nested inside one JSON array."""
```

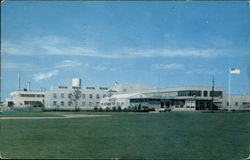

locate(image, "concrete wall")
[[45, 86, 109, 110], [226, 95, 250, 111]]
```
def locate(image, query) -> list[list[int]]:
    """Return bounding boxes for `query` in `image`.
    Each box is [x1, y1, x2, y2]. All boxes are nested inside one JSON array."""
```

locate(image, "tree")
[[69, 87, 82, 111]]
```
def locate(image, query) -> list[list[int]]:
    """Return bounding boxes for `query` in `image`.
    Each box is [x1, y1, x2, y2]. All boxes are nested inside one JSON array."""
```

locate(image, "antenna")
[[18, 72, 20, 91]]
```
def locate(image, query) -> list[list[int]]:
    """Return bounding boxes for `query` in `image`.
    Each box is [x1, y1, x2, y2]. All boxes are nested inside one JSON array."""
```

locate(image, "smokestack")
[[18, 72, 20, 91], [27, 82, 30, 91]]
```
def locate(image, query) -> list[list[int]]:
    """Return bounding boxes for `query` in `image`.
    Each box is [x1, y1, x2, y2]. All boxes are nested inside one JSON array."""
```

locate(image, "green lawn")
[[0, 112, 249, 159]]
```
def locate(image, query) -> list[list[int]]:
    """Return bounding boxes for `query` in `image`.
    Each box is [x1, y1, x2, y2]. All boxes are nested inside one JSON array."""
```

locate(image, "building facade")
[[44, 85, 109, 110], [5, 78, 250, 111], [5, 90, 45, 108], [100, 86, 227, 111], [226, 95, 250, 111]]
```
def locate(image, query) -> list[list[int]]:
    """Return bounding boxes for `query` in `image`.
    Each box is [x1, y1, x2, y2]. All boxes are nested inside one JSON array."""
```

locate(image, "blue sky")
[[1, 1, 249, 100]]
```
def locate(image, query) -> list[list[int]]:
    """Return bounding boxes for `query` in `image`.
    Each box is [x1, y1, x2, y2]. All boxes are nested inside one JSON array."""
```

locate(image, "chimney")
[[27, 82, 30, 91], [18, 72, 20, 91]]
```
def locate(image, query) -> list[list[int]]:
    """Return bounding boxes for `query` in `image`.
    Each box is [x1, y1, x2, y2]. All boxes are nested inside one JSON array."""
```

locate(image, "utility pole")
[[211, 75, 214, 113], [228, 68, 231, 112]]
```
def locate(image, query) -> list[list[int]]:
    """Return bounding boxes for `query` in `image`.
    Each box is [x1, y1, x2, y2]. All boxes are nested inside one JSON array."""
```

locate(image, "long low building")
[[4, 78, 250, 111], [100, 86, 227, 111], [5, 90, 45, 108]]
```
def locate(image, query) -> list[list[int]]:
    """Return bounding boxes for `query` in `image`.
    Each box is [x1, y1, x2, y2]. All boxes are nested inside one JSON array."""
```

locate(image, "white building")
[[5, 90, 45, 108], [100, 86, 227, 111], [5, 78, 250, 112], [44, 78, 109, 110], [226, 94, 250, 111]]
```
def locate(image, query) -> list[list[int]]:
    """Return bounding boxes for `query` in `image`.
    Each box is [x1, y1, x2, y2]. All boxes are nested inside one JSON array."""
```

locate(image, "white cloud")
[[92, 65, 107, 71], [185, 68, 219, 75], [55, 60, 82, 68], [2, 61, 35, 70], [33, 70, 59, 81], [152, 63, 183, 70], [2, 35, 240, 58], [125, 48, 229, 58]]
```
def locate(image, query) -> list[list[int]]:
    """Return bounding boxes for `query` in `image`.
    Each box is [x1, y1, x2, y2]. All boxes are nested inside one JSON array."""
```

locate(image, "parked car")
[[159, 107, 171, 112]]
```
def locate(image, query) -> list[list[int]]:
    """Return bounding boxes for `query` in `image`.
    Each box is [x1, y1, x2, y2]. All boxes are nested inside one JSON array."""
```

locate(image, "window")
[[235, 102, 238, 106], [242, 102, 250, 108], [96, 94, 99, 99], [58, 86, 68, 89], [37, 94, 45, 97], [68, 101, 72, 106], [53, 101, 57, 106], [203, 91, 208, 97], [82, 102, 85, 106], [96, 102, 99, 106], [19, 94, 36, 97], [89, 102, 93, 106], [99, 87, 108, 90], [177, 90, 201, 97], [89, 94, 93, 98], [61, 101, 64, 106], [61, 93, 64, 98], [87, 87, 95, 90], [103, 94, 107, 98], [68, 94, 72, 98], [82, 94, 86, 98], [210, 91, 223, 98], [227, 102, 229, 106], [53, 93, 57, 98]]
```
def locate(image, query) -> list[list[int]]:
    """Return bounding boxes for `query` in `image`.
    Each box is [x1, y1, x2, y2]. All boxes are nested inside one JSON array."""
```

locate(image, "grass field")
[[0, 111, 249, 159]]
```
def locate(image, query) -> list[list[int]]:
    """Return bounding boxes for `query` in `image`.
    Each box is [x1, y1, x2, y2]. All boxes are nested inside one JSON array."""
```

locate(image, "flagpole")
[[228, 67, 231, 112]]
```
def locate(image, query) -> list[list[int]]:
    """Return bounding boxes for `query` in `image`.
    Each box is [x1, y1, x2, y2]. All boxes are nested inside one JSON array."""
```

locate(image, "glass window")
[[203, 91, 208, 97], [96, 94, 99, 99], [103, 94, 107, 98], [61, 101, 64, 106], [86, 87, 95, 90], [68, 101, 72, 106], [61, 93, 64, 98], [53, 101, 57, 106], [68, 94, 72, 98], [82, 94, 86, 98], [177, 90, 201, 97], [99, 87, 108, 90], [210, 91, 223, 98], [96, 102, 100, 106], [89, 94, 93, 98], [227, 102, 229, 106], [89, 102, 93, 106], [82, 102, 85, 106], [53, 93, 57, 98], [235, 102, 238, 106]]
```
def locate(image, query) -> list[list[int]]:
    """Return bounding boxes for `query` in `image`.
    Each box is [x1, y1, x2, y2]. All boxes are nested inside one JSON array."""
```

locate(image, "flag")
[[230, 68, 240, 74]]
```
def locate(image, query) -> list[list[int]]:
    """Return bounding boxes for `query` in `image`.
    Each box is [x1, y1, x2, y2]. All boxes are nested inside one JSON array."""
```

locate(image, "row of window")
[[227, 102, 250, 107], [57, 86, 108, 90], [19, 94, 45, 98], [101, 102, 125, 106], [53, 101, 99, 106], [53, 93, 107, 99], [177, 90, 223, 98]]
